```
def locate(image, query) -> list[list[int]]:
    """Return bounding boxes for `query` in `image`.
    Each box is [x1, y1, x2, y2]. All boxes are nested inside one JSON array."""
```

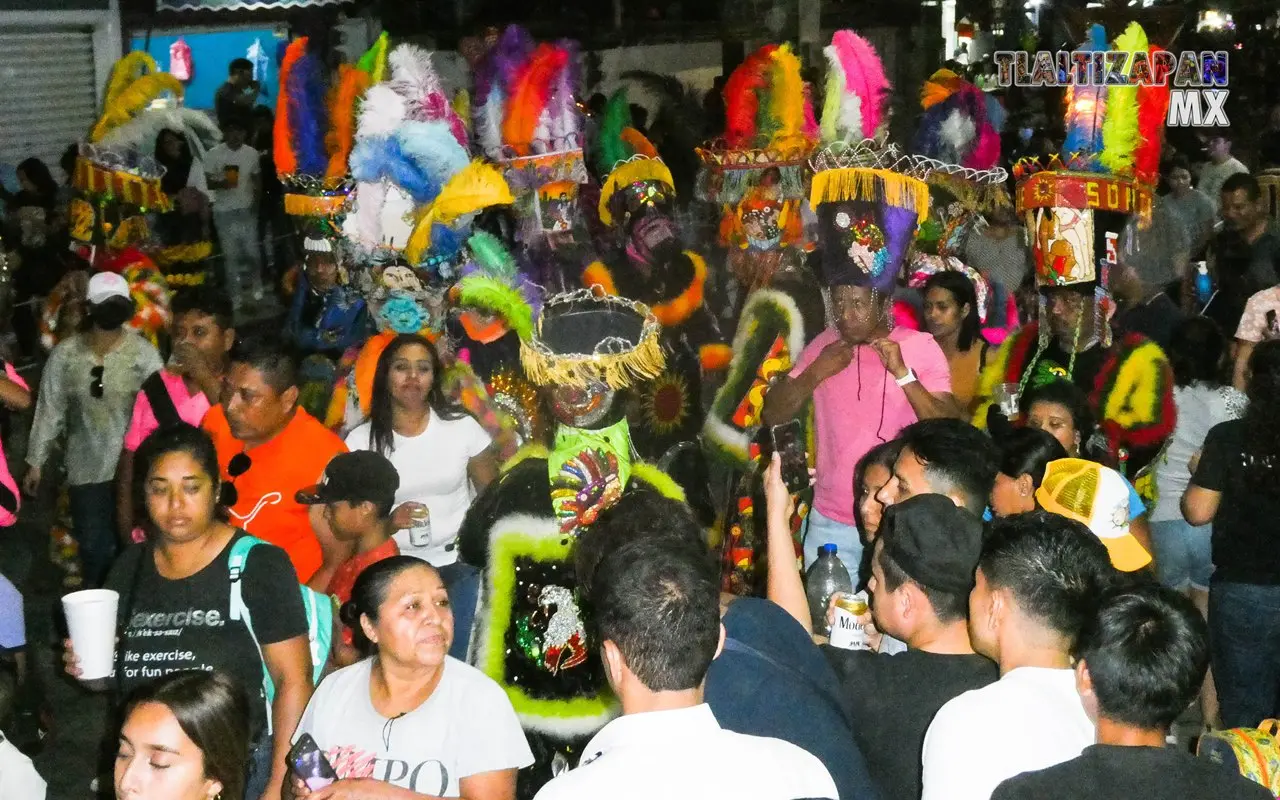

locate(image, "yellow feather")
[[104, 52, 158, 107], [769, 44, 805, 143], [91, 73, 184, 142], [404, 161, 513, 265]]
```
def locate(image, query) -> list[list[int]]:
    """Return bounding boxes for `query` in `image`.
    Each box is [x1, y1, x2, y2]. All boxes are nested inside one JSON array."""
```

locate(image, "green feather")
[[458, 275, 534, 342], [467, 231, 518, 282], [597, 89, 636, 175]]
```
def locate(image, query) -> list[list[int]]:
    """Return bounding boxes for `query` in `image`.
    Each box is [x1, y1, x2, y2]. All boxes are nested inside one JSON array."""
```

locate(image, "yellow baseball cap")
[[1035, 458, 1152, 572]]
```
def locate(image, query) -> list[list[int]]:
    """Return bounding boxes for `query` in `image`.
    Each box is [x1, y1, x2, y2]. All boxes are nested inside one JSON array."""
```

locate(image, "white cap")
[[86, 272, 131, 305], [304, 237, 333, 253]]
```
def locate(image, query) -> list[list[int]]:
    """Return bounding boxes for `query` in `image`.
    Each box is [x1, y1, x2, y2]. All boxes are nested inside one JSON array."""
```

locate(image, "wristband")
[[895, 368, 918, 387]]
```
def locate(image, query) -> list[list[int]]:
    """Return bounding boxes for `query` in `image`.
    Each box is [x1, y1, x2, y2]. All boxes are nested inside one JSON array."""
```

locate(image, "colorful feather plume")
[[1099, 23, 1146, 175], [1063, 24, 1109, 167], [723, 45, 776, 149], [274, 39, 305, 176], [326, 64, 368, 181], [544, 39, 581, 147], [91, 73, 184, 142], [912, 70, 1004, 170], [389, 44, 444, 121], [460, 230, 538, 340], [99, 108, 221, 160], [104, 52, 158, 107], [357, 32, 390, 83], [430, 160, 514, 225], [503, 43, 569, 155], [821, 30, 889, 143], [596, 90, 635, 174], [286, 42, 329, 177], [1133, 43, 1169, 184]]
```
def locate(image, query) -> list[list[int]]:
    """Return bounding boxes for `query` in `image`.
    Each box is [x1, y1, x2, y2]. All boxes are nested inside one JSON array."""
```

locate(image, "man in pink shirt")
[[116, 290, 235, 539], [764, 159, 958, 569]]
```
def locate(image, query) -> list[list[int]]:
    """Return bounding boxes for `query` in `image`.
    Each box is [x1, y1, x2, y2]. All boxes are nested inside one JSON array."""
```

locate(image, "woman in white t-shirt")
[[290, 557, 532, 800], [345, 335, 499, 572]]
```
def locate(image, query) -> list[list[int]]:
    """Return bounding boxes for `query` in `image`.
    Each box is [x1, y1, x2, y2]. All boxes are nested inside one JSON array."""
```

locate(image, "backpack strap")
[[227, 534, 275, 733], [142, 371, 183, 431]]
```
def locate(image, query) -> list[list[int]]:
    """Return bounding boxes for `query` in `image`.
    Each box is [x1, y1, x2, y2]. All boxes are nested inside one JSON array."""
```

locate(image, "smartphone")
[[769, 420, 811, 493], [288, 733, 338, 791]]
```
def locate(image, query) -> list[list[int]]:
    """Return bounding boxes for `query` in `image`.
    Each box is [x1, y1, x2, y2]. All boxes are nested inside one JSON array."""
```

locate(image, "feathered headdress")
[[473, 25, 536, 161], [274, 37, 365, 223], [820, 30, 890, 145], [1014, 22, 1164, 292], [596, 88, 675, 228], [455, 229, 541, 342], [696, 43, 817, 251]]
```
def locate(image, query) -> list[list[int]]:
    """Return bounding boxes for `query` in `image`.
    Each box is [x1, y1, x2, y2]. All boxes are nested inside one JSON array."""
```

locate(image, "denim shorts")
[[1150, 518, 1214, 591]]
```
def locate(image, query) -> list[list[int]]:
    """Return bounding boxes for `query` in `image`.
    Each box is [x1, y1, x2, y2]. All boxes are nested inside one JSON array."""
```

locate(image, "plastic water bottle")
[[806, 544, 854, 637], [1194, 262, 1213, 306]]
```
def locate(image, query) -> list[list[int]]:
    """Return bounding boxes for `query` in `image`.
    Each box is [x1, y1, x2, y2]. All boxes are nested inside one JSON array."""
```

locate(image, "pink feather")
[[966, 127, 1001, 170], [831, 30, 889, 140]]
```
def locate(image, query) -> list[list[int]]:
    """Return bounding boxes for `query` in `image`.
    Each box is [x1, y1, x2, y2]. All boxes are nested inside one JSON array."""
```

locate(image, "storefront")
[[0, 0, 122, 178]]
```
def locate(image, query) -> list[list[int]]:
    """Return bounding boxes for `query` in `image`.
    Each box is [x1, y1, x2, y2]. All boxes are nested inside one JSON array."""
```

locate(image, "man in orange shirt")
[[203, 337, 351, 586]]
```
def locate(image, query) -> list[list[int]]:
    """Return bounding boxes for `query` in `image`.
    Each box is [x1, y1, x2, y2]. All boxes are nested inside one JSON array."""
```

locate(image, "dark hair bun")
[[338, 600, 362, 629]]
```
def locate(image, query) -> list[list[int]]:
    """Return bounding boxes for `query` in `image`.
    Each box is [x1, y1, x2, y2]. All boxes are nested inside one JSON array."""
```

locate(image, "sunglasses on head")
[[219, 452, 252, 508], [90, 365, 104, 399]]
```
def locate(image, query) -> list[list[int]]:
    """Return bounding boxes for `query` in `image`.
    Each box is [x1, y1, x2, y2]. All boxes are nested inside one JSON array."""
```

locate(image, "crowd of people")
[[2, 17, 1280, 800]]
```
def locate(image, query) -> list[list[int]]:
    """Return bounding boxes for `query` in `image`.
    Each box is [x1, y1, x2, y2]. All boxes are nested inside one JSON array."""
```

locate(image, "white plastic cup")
[[63, 589, 119, 680]]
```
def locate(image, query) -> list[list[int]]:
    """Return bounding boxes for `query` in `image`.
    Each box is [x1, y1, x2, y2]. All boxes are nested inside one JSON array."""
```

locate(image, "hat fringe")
[[520, 330, 665, 390], [810, 167, 929, 225]]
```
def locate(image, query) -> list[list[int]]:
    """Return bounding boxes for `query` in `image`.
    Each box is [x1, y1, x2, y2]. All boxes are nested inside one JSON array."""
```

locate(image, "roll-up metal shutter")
[[0, 27, 98, 176]]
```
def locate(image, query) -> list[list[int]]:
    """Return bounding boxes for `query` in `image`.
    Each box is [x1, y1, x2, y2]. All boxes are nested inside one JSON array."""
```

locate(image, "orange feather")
[[501, 44, 569, 156], [274, 38, 307, 176], [325, 64, 369, 182], [620, 127, 657, 158]]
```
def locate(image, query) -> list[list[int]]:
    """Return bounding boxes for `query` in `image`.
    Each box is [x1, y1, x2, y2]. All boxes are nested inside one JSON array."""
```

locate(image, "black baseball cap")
[[296, 451, 399, 510], [879, 494, 984, 595]]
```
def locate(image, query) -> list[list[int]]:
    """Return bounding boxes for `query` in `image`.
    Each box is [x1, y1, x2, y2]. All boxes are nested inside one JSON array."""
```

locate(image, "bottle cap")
[[819, 543, 838, 555]]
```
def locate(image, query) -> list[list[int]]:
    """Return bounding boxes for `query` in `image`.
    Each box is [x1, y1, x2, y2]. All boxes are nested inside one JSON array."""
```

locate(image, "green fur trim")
[[705, 289, 802, 468], [501, 442, 549, 473], [458, 275, 534, 341], [480, 518, 617, 725], [632, 461, 686, 501], [597, 89, 635, 174]]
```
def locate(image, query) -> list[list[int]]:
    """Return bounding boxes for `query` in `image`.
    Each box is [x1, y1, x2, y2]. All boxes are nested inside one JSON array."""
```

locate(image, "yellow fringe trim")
[[810, 167, 930, 226], [598, 158, 676, 227], [154, 241, 213, 265], [520, 328, 665, 391]]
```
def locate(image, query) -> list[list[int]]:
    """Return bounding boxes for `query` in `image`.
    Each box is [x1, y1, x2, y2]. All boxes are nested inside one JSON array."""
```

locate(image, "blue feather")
[[396, 121, 469, 190], [429, 223, 463, 259], [912, 104, 953, 162], [349, 136, 441, 204], [288, 50, 328, 176]]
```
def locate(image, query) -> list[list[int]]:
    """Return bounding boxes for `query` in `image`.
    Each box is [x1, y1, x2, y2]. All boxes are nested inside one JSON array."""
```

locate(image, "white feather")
[[379, 186, 416, 249], [476, 91, 504, 160], [841, 94, 864, 144], [357, 85, 406, 139], [342, 180, 387, 248], [940, 108, 976, 156], [389, 43, 443, 121], [532, 109, 552, 150], [97, 108, 222, 161]]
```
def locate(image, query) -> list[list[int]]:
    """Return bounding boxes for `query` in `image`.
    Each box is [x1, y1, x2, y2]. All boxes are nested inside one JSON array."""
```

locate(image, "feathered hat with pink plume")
[[808, 30, 931, 294]]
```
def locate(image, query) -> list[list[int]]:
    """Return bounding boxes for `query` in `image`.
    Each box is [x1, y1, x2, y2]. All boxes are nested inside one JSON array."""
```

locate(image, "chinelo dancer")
[[274, 37, 372, 419], [695, 42, 826, 593], [972, 22, 1176, 487]]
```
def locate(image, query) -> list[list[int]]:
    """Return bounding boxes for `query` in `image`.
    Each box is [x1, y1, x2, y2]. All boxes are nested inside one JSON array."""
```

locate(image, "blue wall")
[[128, 29, 285, 113]]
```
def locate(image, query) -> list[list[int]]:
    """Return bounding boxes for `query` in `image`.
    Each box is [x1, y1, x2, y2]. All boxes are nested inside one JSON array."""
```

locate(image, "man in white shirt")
[[204, 115, 265, 310], [921, 511, 1117, 800], [534, 535, 838, 800], [1198, 134, 1249, 215]]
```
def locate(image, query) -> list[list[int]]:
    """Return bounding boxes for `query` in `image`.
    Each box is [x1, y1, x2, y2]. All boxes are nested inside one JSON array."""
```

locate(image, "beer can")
[[408, 506, 432, 548], [829, 591, 871, 651]]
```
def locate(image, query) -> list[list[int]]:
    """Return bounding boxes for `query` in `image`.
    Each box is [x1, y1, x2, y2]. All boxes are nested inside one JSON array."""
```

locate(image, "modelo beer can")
[[829, 591, 871, 651]]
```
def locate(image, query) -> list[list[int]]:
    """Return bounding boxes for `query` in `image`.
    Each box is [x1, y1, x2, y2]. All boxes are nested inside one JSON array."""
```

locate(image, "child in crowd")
[[297, 451, 401, 665]]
